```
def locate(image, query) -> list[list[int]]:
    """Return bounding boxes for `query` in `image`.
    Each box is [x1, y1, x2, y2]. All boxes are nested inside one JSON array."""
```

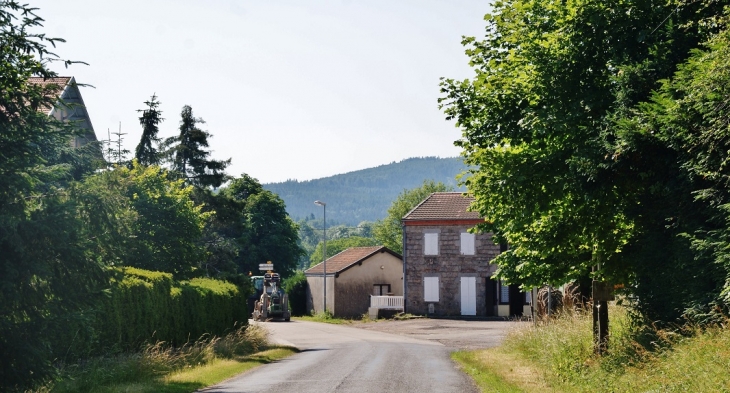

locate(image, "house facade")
[[402, 192, 530, 317], [305, 246, 403, 318]]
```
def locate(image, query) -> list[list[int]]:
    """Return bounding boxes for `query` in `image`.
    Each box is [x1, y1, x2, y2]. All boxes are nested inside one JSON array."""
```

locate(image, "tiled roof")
[[305, 246, 401, 275], [402, 192, 482, 221], [27, 77, 72, 114]]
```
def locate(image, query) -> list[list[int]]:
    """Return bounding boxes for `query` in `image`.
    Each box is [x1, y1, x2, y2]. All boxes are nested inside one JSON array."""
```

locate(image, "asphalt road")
[[200, 320, 480, 393]]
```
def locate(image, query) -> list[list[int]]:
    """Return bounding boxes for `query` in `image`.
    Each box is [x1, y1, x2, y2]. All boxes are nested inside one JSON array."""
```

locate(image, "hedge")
[[97, 267, 248, 351]]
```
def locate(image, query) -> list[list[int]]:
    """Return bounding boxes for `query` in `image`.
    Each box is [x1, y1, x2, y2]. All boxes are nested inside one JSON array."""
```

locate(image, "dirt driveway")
[[351, 318, 527, 350]]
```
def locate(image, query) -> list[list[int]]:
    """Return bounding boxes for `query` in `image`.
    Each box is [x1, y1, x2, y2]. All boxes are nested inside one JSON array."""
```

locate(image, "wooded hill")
[[263, 157, 466, 226]]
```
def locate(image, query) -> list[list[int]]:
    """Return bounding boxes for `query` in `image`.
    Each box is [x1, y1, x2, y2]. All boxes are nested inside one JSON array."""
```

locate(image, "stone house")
[[402, 192, 530, 317], [305, 246, 403, 318]]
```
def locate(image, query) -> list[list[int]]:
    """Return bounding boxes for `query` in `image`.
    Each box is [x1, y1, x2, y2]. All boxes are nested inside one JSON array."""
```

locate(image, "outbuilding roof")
[[305, 246, 402, 275], [402, 192, 482, 223]]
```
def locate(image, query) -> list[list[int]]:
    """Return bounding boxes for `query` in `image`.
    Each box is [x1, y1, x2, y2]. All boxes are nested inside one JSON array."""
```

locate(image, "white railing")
[[370, 295, 404, 310]]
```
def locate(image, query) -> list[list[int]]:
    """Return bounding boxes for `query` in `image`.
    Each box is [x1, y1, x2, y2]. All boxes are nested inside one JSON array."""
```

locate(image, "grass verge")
[[40, 325, 298, 393], [294, 311, 353, 324], [453, 306, 730, 392]]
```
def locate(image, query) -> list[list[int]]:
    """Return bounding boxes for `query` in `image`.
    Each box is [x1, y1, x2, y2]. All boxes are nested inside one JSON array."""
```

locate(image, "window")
[[460, 232, 475, 255], [373, 284, 391, 296], [424, 233, 439, 255], [500, 281, 510, 304], [424, 276, 439, 302]]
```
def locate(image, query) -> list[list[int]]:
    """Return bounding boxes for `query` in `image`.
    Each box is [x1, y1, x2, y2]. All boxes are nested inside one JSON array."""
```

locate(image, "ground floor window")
[[373, 284, 391, 296], [499, 280, 510, 304]]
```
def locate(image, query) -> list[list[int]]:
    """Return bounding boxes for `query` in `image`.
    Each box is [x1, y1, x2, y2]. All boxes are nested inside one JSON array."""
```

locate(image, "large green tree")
[[373, 180, 452, 254], [0, 2, 109, 386], [81, 163, 210, 277], [220, 174, 303, 278], [440, 0, 728, 324], [165, 105, 231, 188]]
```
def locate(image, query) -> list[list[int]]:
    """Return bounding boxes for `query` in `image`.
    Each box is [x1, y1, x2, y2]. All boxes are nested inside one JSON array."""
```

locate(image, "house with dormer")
[[402, 192, 530, 317]]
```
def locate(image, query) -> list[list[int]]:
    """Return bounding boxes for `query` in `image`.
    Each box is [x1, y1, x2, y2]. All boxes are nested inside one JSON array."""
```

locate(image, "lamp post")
[[314, 200, 327, 313]]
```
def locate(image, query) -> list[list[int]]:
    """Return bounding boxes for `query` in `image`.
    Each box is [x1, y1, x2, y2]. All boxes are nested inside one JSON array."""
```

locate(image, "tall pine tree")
[[134, 94, 163, 166], [165, 105, 230, 188]]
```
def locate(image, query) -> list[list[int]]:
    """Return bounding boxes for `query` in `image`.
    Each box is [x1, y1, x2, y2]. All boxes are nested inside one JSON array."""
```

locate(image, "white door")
[[460, 277, 476, 315]]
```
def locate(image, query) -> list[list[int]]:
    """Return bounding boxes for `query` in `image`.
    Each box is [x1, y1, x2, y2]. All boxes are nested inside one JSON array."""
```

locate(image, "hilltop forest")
[[263, 156, 466, 226]]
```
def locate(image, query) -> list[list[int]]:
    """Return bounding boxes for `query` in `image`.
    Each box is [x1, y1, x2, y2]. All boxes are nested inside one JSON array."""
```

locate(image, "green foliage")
[[264, 157, 466, 225], [134, 94, 164, 166], [309, 236, 379, 267], [80, 162, 210, 277], [164, 105, 230, 188], [637, 25, 730, 318], [220, 174, 303, 278], [283, 271, 308, 316], [0, 2, 111, 387], [98, 267, 248, 351], [440, 0, 730, 323], [373, 180, 452, 254]]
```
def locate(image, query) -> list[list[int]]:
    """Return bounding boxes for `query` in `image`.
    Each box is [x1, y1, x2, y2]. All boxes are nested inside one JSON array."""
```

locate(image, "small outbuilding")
[[305, 246, 403, 318]]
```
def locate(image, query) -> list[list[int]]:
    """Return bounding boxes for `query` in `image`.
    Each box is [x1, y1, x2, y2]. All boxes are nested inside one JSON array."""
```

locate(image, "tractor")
[[252, 272, 290, 322]]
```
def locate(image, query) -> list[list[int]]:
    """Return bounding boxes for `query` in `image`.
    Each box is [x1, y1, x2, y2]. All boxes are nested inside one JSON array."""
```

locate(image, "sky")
[[32, 1, 489, 183]]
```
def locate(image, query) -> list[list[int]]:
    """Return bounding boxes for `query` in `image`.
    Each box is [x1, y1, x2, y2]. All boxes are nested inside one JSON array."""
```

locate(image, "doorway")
[[460, 277, 476, 316]]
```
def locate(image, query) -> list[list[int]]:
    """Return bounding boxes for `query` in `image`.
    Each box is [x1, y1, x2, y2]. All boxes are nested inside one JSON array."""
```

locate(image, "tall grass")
[[42, 324, 271, 393], [471, 305, 730, 392]]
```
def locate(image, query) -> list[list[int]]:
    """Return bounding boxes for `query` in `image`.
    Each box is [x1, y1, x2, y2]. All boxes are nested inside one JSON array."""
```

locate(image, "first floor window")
[[424, 276, 439, 302], [424, 233, 439, 255], [460, 232, 475, 255]]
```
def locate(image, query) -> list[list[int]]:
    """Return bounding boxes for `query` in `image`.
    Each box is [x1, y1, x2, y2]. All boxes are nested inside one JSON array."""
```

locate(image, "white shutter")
[[460, 277, 476, 315], [460, 232, 475, 255], [424, 276, 439, 302], [424, 233, 438, 255]]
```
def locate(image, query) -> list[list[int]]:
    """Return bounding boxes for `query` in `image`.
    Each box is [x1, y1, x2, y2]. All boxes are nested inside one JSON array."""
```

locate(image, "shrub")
[[283, 271, 308, 316]]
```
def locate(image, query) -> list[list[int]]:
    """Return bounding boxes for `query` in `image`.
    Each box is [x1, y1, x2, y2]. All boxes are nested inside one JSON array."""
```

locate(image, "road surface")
[[200, 320, 479, 393]]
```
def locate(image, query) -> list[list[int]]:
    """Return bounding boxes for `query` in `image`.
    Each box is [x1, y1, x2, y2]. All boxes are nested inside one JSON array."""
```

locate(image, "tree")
[[373, 180, 452, 254], [82, 163, 210, 277], [221, 174, 303, 277], [0, 2, 109, 386], [134, 94, 164, 166], [440, 0, 729, 349], [309, 236, 380, 268], [165, 105, 230, 188]]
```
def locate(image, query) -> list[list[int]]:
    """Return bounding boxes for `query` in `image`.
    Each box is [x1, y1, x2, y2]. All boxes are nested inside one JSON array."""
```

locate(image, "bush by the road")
[[283, 271, 308, 316]]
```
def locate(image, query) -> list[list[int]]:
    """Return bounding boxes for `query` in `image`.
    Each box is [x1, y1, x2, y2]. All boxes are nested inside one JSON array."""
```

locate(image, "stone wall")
[[404, 225, 500, 316]]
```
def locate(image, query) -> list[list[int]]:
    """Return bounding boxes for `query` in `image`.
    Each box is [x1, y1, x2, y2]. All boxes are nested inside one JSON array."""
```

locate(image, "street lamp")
[[314, 200, 327, 313]]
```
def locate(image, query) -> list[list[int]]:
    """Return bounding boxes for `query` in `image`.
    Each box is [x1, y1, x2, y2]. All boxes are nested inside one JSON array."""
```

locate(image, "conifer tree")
[[165, 105, 230, 188], [134, 94, 163, 166]]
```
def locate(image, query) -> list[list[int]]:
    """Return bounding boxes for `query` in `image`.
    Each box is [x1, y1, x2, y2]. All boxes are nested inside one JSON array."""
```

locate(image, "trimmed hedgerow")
[[97, 268, 247, 351]]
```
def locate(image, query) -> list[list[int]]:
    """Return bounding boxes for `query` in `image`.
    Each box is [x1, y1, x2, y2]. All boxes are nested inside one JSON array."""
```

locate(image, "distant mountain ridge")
[[263, 157, 466, 226]]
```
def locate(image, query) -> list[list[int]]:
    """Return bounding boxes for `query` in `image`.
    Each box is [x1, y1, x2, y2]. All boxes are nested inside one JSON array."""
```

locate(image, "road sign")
[[259, 263, 274, 271]]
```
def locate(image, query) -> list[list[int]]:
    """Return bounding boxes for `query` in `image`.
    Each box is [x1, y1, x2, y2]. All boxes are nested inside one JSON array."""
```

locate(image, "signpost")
[[259, 263, 274, 271]]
